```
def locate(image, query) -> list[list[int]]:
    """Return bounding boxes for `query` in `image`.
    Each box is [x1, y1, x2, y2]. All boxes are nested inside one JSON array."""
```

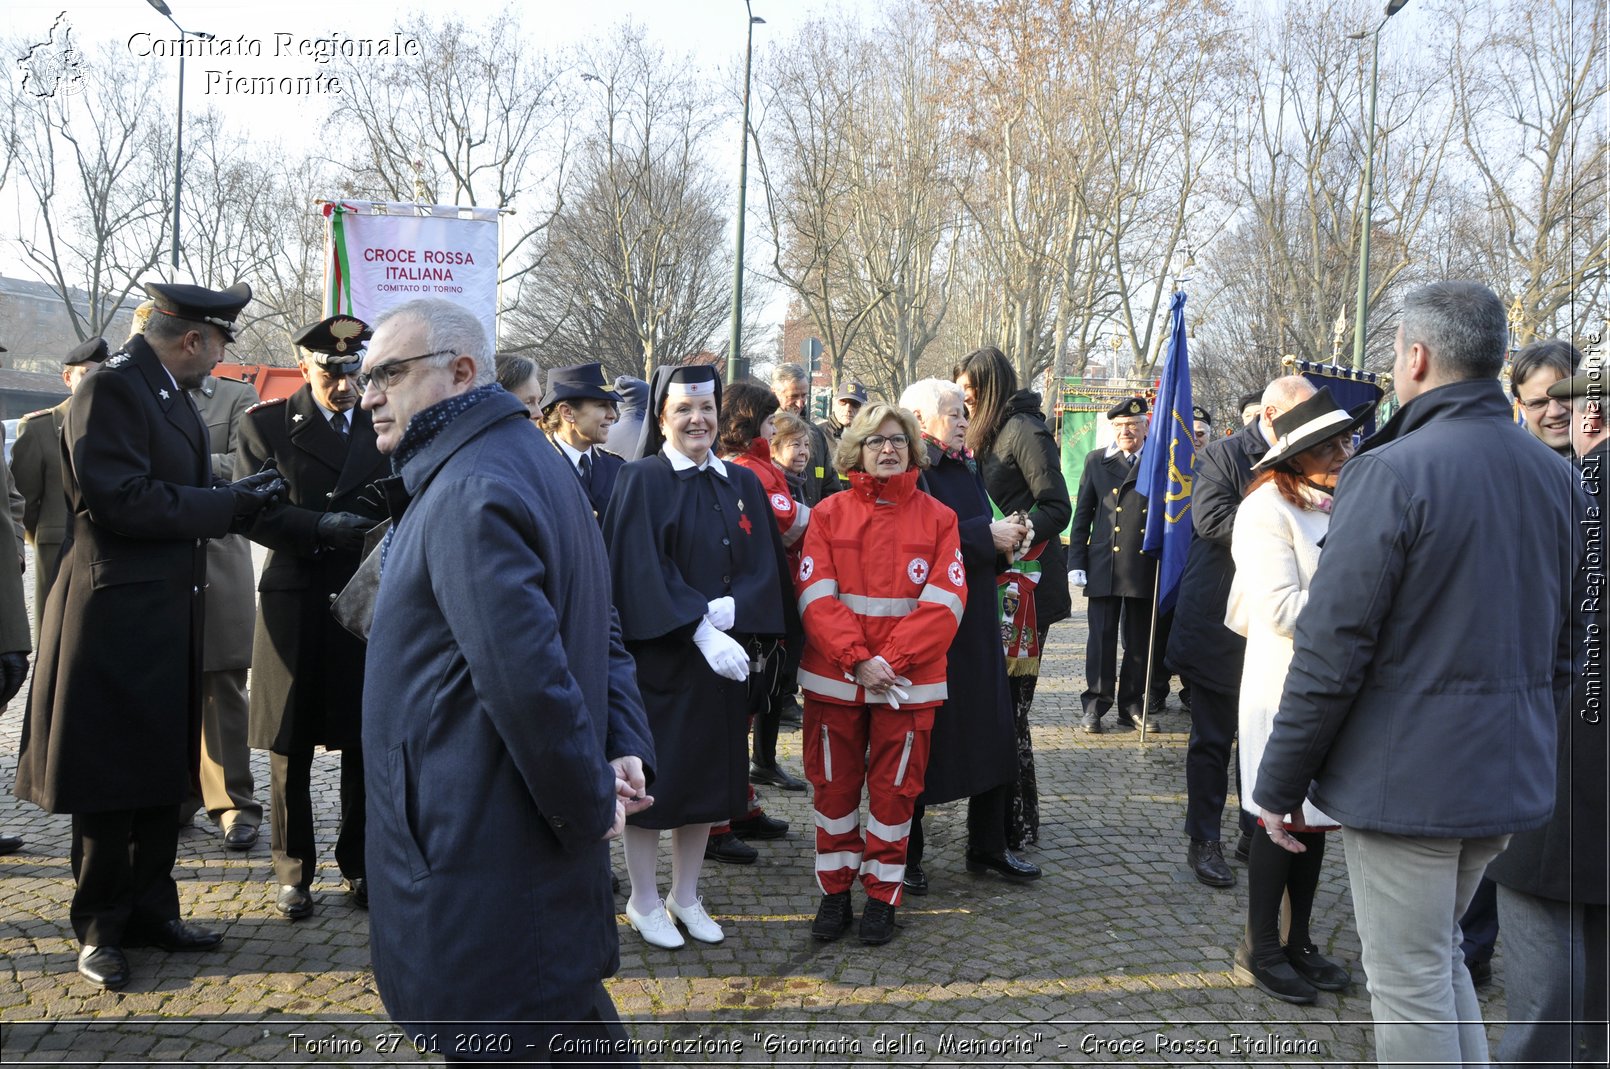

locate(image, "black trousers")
[[909, 783, 1008, 865], [1082, 595, 1152, 719], [270, 746, 365, 888], [1181, 680, 1256, 842], [70, 805, 181, 945]]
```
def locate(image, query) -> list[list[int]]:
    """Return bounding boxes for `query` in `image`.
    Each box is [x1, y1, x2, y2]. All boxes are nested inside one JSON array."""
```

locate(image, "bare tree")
[[504, 25, 736, 379], [327, 11, 572, 296], [1450, 0, 1606, 344], [4, 41, 172, 341]]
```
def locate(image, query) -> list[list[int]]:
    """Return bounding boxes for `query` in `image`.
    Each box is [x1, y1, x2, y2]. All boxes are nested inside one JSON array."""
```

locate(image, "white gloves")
[[705, 596, 735, 632], [871, 655, 912, 709], [693, 618, 749, 681], [1070, 569, 1088, 588]]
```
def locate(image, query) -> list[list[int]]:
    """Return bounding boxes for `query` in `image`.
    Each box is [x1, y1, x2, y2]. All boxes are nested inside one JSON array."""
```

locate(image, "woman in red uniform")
[[795, 402, 966, 946]]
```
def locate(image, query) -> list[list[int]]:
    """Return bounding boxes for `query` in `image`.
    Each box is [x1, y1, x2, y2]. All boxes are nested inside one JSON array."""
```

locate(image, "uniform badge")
[[292, 413, 305, 423], [769, 492, 790, 513], [158, 389, 170, 400], [906, 557, 929, 584], [105, 353, 129, 369], [738, 513, 753, 535], [948, 561, 966, 586], [799, 556, 814, 581], [737, 498, 745, 511]]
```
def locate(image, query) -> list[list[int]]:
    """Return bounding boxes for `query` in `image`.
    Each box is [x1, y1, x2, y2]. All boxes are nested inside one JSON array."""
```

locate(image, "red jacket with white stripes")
[[730, 439, 810, 561], [794, 467, 966, 709]]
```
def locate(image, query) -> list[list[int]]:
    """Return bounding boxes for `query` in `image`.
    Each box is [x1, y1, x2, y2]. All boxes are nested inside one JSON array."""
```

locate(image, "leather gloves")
[[227, 467, 285, 532], [317, 512, 373, 552], [693, 618, 749, 681], [0, 651, 27, 704]]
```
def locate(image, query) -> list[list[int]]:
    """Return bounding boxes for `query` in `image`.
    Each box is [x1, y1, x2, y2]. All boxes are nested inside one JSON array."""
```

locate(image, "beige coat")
[[190, 375, 259, 671]]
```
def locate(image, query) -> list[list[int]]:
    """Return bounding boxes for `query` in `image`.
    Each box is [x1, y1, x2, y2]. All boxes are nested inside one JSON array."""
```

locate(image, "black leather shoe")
[[749, 761, 808, 792], [965, 849, 1042, 882], [77, 945, 129, 990], [275, 884, 314, 919], [811, 892, 853, 941], [1235, 940, 1317, 1004], [731, 812, 789, 840], [1188, 839, 1235, 887], [343, 876, 368, 909], [1080, 712, 1102, 734], [704, 831, 758, 865], [1286, 943, 1352, 991], [859, 898, 897, 945], [223, 824, 258, 851], [1112, 713, 1138, 732], [127, 918, 222, 952], [1233, 830, 1252, 864], [0, 832, 23, 856], [903, 861, 928, 896], [1466, 958, 1492, 988]]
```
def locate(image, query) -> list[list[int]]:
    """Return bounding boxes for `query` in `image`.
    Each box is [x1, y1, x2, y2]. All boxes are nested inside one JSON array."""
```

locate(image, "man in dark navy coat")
[[236, 315, 390, 921], [1067, 397, 1158, 733], [14, 281, 284, 990], [360, 298, 654, 1060], [538, 362, 624, 523]]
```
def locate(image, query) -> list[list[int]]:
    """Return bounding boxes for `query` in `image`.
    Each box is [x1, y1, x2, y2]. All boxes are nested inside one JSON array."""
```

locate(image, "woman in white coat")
[[1227, 388, 1369, 1005]]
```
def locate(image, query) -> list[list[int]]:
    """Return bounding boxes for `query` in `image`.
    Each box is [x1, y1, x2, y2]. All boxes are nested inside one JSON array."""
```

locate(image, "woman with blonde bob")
[[795, 402, 966, 946]]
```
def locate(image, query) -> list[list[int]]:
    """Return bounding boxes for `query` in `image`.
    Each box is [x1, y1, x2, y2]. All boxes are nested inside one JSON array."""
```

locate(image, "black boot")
[[750, 707, 807, 791]]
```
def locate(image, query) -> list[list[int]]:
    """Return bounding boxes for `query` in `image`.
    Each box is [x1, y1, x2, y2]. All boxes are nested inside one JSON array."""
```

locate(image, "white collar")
[[662, 443, 726, 477], [1104, 442, 1142, 460], [311, 397, 348, 423], [553, 436, 592, 468]]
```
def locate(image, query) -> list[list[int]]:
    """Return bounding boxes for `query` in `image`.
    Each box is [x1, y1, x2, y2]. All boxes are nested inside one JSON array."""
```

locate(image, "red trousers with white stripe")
[[802, 698, 933, 906]]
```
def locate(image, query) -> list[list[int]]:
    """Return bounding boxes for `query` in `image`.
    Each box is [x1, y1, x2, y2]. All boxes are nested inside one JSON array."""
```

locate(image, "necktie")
[[1126, 452, 1136, 468], [331, 411, 349, 439], [578, 452, 593, 489]]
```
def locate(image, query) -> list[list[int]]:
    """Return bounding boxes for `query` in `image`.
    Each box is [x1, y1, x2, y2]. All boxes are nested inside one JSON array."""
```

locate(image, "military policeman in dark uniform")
[[1067, 397, 1159, 733], [236, 315, 389, 920], [537, 362, 624, 522], [14, 281, 284, 990], [11, 337, 109, 638]]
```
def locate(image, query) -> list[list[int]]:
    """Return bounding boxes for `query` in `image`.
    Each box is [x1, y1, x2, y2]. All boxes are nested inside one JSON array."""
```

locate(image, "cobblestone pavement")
[[1, 571, 1513, 1066]]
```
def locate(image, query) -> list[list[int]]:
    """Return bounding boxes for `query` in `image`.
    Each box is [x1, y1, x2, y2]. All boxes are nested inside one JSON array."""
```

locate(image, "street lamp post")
[[146, 0, 211, 272], [1349, 0, 1409, 369], [726, 4, 764, 384]]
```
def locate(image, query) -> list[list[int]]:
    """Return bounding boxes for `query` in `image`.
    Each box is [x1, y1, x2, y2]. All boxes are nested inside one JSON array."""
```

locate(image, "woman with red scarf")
[[796, 402, 965, 946]]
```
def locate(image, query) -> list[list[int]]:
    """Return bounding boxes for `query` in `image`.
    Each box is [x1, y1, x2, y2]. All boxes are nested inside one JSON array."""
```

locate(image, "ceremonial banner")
[[322, 200, 500, 346], [1137, 291, 1195, 614]]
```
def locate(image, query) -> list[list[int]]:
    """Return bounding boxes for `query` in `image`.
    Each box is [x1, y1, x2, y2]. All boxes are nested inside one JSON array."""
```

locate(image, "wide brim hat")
[[540, 362, 621, 411], [634, 364, 723, 459], [291, 315, 371, 373], [142, 281, 252, 340], [1546, 361, 1605, 401], [1253, 388, 1373, 472]]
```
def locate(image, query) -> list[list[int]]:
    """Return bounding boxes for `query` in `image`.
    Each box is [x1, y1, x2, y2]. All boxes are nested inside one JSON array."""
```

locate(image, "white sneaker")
[[666, 896, 725, 944], [625, 900, 684, 949]]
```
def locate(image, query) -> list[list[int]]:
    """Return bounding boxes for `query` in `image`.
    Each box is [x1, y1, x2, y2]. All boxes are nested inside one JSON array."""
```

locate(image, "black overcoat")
[[603, 453, 791, 829], [977, 391, 1072, 626], [1163, 418, 1268, 692], [236, 386, 389, 753], [1067, 446, 1157, 599], [917, 445, 1015, 805], [15, 338, 236, 813]]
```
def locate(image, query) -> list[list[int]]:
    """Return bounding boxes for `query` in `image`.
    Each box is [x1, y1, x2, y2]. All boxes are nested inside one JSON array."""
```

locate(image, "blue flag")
[[1137, 290, 1195, 614]]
